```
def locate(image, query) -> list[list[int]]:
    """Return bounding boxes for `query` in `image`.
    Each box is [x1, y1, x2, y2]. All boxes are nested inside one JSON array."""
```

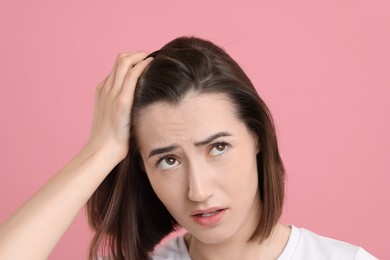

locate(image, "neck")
[[186, 223, 291, 260]]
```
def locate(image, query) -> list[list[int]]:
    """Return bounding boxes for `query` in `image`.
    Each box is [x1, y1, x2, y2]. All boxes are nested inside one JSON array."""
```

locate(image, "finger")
[[110, 52, 148, 95], [120, 57, 153, 97], [102, 52, 133, 94], [96, 74, 109, 98]]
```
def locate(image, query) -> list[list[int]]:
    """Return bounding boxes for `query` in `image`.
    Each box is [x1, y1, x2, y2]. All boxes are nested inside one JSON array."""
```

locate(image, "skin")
[[0, 52, 152, 259], [136, 93, 291, 259], [0, 51, 290, 260]]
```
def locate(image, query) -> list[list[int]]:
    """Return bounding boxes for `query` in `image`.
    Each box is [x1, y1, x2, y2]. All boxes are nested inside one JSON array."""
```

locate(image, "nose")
[[187, 163, 215, 202]]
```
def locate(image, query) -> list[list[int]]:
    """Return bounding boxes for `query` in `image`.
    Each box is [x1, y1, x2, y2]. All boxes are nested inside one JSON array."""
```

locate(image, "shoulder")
[[150, 234, 191, 260], [280, 225, 377, 260]]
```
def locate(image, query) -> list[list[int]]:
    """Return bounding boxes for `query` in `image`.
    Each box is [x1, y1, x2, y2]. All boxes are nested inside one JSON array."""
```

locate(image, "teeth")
[[201, 210, 219, 217]]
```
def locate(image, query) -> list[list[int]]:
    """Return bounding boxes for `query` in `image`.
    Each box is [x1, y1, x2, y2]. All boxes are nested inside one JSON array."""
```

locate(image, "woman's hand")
[[88, 52, 153, 160], [0, 52, 153, 260]]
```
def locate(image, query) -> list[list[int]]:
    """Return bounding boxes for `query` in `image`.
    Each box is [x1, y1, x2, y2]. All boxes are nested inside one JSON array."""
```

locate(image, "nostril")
[[187, 183, 214, 202], [187, 165, 215, 201]]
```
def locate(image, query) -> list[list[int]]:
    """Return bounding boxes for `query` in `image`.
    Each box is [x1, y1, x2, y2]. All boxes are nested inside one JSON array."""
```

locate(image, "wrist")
[[84, 139, 129, 163]]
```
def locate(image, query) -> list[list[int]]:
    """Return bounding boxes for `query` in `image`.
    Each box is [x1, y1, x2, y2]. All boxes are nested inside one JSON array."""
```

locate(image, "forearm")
[[0, 51, 152, 260], [0, 143, 123, 260]]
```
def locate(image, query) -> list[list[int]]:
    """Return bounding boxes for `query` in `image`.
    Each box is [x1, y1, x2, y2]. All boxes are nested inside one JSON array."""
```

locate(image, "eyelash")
[[154, 141, 231, 169]]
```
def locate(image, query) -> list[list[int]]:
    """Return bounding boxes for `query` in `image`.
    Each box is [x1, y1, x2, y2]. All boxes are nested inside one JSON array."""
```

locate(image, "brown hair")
[[86, 36, 285, 260]]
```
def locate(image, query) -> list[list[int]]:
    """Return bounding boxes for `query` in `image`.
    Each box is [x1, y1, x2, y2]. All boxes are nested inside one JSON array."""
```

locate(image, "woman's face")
[[136, 93, 261, 244]]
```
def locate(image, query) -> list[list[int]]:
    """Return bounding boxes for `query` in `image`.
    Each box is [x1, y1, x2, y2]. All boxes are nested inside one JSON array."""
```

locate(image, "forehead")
[[135, 93, 243, 149]]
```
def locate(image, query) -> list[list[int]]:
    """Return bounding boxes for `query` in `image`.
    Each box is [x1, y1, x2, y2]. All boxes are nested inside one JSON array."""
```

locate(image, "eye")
[[156, 156, 180, 171], [209, 142, 229, 157]]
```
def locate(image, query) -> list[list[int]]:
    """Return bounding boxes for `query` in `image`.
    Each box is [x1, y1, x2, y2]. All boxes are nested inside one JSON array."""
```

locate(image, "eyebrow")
[[147, 131, 232, 159]]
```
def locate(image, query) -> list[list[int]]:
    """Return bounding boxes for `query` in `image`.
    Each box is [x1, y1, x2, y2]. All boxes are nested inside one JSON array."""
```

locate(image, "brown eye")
[[157, 157, 179, 170], [215, 143, 226, 151], [166, 158, 176, 165], [209, 142, 229, 157]]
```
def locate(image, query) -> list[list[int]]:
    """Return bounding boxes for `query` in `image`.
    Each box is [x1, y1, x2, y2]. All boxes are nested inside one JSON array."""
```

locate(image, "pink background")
[[0, 0, 388, 259]]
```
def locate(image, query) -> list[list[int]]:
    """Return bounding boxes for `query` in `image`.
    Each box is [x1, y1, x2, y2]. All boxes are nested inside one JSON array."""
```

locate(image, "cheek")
[[224, 148, 259, 195], [146, 172, 187, 213]]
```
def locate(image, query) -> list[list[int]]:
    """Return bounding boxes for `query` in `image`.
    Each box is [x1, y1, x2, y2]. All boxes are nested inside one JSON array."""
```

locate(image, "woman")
[[0, 36, 376, 259]]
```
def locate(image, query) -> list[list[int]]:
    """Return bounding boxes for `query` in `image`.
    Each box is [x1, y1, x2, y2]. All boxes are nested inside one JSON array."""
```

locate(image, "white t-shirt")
[[151, 225, 377, 259]]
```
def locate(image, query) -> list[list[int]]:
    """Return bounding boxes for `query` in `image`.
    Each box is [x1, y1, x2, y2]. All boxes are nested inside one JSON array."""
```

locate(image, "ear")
[[252, 133, 261, 154], [255, 134, 261, 154], [136, 152, 147, 172], [139, 157, 146, 172]]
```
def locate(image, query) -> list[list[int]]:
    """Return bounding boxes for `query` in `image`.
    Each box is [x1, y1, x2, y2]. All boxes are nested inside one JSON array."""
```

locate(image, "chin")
[[188, 224, 238, 245]]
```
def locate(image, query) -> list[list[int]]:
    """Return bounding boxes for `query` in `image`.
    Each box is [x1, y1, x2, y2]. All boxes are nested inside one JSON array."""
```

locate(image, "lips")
[[191, 207, 227, 226]]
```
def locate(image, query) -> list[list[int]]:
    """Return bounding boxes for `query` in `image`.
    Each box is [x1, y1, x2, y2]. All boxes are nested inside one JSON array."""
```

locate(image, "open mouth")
[[195, 209, 222, 217], [191, 208, 227, 226]]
